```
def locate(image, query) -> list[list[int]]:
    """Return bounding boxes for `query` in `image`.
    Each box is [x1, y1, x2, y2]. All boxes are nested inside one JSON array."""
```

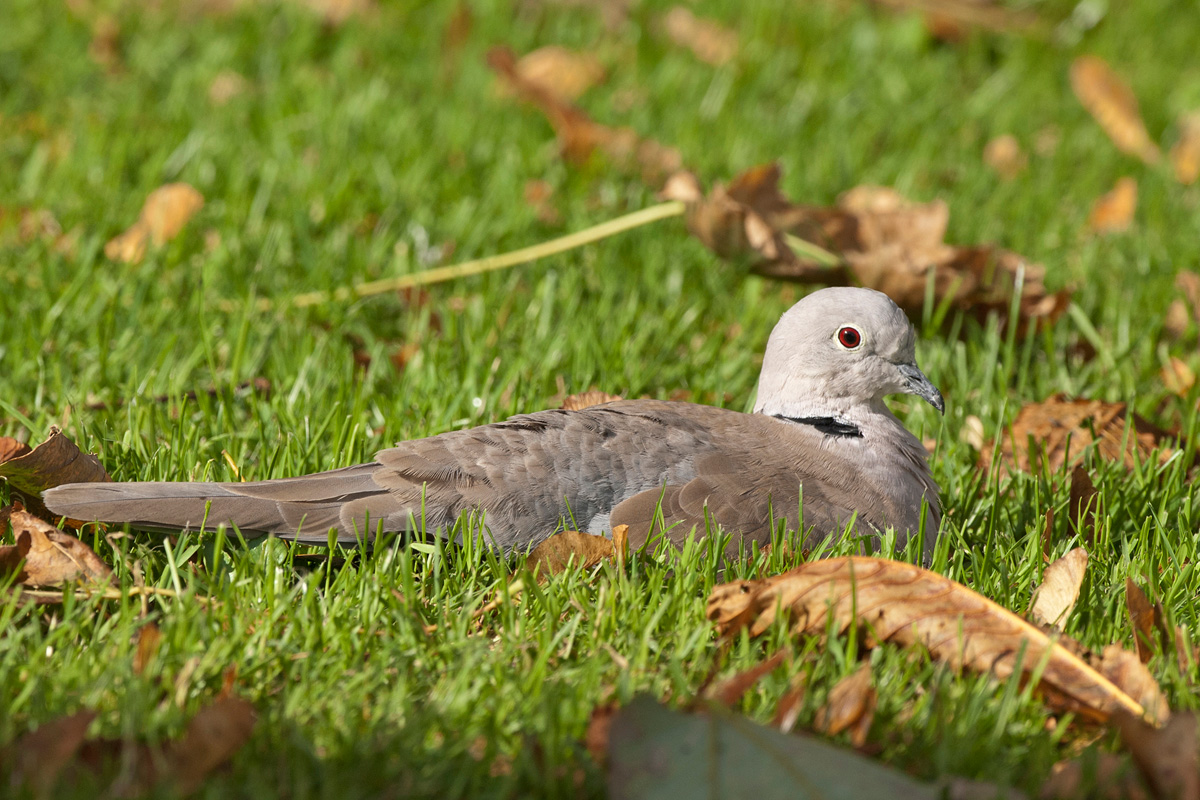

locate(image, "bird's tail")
[[42, 463, 395, 543]]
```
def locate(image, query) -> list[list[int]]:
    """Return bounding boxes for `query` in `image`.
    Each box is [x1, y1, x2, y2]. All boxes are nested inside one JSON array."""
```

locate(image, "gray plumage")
[[43, 287, 943, 556]]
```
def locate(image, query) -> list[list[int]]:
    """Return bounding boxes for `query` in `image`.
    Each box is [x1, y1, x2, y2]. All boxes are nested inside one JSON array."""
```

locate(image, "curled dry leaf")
[[0, 436, 32, 463], [984, 134, 1027, 179], [0, 510, 113, 588], [1088, 177, 1137, 234], [1171, 112, 1200, 185], [561, 389, 623, 410], [986, 395, 1183, 476], [1112, 710, 1199, 800], [105, 183, 205, 264], [527, 529, 617, 575], [509, 46, 606, 103], [705, 650, 789, 708], [661, 7, 738, 65], [707, 556, 1157, 723], [1096, 645, 1170, 725], [487, 47, 682, 183], [1030, 548, 1088, 631], [814, 663, 876, 748], [661, 164, 1069, 334], [1070, 56, 1160, 165], [0, 426, 110, 523], [1125, 580, 1168, 665]]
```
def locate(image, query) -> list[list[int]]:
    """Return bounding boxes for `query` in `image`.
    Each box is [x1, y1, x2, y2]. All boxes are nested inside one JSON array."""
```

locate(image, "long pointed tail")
[[42, 464, 399, 543]]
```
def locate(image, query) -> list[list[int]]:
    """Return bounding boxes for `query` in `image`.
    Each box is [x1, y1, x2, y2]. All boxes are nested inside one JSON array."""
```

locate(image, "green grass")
[[3, 0, 1200, 796]]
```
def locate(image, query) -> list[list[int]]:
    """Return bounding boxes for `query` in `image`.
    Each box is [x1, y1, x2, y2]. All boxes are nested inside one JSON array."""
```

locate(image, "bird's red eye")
[[837, 326, 861, 348]]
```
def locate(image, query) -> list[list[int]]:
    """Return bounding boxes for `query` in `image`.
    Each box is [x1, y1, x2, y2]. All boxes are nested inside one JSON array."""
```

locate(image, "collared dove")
[[44, 287, 943, 556]]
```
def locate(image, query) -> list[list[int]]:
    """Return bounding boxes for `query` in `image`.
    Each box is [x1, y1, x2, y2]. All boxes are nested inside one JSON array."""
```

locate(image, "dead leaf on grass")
[[168, 696, 257, 794], [5, 711, 97, 796], [987, 395, 1183, 476], [1096, 645, 1170, 725], [1171, 112, 1200, 185], [707, 556, 1158, 723], [1041, 750, 1147, 800], [1161, 358, 1195, 396], [814, 663, 876, 748], [0, 510, 113, 587], [1030, 547, 1087, 631], [661, 7, 738, 65], [0, 426, 110, 522], [561, 389, 623, 410], [662, 164, 1069, 333], [984, 134, 1027, 179], [1125, 580, 1168, 665], [1088, 177, 1137, 234], [0, 437, 32, 463], [105, 183, 205, 264], [1070, 56, 1160, 165], [1112, 710, 1198, 800], [509, 46, 606, 103], [704, 650, 789, 707], [488, 46, 682, 183], [133, 623, 163, 676], [1068, 465, 1099, 543], [528, 529, 617, 575]]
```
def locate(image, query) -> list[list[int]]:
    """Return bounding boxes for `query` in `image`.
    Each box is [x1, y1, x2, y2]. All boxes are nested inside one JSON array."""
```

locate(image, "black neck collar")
[[774, 415, 863, 439]]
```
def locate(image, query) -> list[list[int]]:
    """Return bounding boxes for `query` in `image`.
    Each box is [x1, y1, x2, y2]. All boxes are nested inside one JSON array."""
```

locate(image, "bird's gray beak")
[[897, 363, 944, 415]]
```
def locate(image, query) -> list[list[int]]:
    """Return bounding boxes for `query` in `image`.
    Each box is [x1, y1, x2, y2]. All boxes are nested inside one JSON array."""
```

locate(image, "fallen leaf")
[[705, 650, 789, 707], [661, 7, 738, 65], [585, 702, 618, 766], [1096, 645, 1170, 725], [5, 711, 97, 796], [1125, 580, 1168, 665], [984, 134, 1028, 179], [1112, 710, 1198, 800], [511, 46, 606, 103], [1161, 358, 1195, 396], [1030, 548, 1088, 631], [0, 437, 32, 463], [707, 556, 1156, 723], [1171, 112, 1200, 185], [1088, 177, 1137, 233], [0, 426, 110, 522], [1041, 750, 1147, 800], [1164, 301, 1192, 340], [1175, 627, 1198, 680], [771, 677, 807, 733], [814, 663, 876, 748], [1068, 465, 1099, 544], [607, 695, 1017, 800], [874, 0, 1045, 36], [1070, 56, 1160, 164], [105, 183, 205, 264], [208, 70, 248, 105], [527, 530, 616, 575], [0, 510, 113, 587], [662, 164, 1069, 334], [487, 47, 682, 183], [133, 623, 163, 676], [988, 395, 1183, 476], [961, 416, 986, 451], [168, 697, 257, 794], [561, 389, 623, 410]]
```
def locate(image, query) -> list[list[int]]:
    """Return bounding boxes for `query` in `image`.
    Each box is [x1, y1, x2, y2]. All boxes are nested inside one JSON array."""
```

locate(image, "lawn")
[[2, 0, 1199, 796]]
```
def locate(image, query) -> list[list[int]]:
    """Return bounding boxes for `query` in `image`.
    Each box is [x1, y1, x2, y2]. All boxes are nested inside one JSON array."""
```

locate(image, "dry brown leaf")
[[661, 7, 738, 65], [984, 134, 1027, 179], [1171, 112, 1200, 185], [1112, 710, 1199, 800], [771, 678, 807, 733], [561, 389, 623, 410], [168, 697, 256, 794], [1096, 645, 1170, 725], [208, 70, 248, 106], [0, 510, 113, 587], [1162, 357, 1196, 396], [1068, 465, 1099, 544], [487, 47, 682, 183], [585, 701, 618, 766], [662, 164, 1069, 334], [528, 530, 617, 575], [105, 183, 205, 264], [814, 663, 876, 748], [988, 395, 1183, 476], [1175, 626, 1198, 680], [1030, 548, 1088, 631], [6, 711, 97, 796], [1041, 751, 1148, 800], [1070, 56, 1161, 164], [0, 437, 32, 463], [1125, 580, 1168, 665], [707, 556, 1156, 723], [705, 650, 788, 707], [133, 623, 163, 676], [0, 426, 110, 523], [1088, 177, 1137, 234], [511, 46, 605, 103], [1164, 301, 1192, 340]]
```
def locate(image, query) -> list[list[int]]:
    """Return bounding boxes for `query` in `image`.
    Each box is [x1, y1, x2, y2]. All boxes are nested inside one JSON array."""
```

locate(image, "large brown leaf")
[[1112, 711, 1199, 800], [0, 426, 111, 522], [0, 510, 113, 587], [105, 183, 204, 264], [1070, 56, 1161, 165], [707, 557, 1157, 723], [986, 395, 1184, 476]]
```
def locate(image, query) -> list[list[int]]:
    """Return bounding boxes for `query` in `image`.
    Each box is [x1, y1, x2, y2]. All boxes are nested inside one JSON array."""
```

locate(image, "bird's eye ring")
[[837, 326, 862, 349]]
